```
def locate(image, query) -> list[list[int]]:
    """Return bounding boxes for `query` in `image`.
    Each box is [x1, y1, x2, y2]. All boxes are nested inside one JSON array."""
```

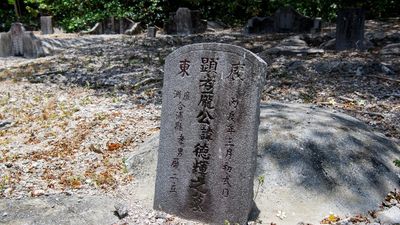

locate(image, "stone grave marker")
[[336, 8, 365, 51], [147, 26, 156, 38], [175, 8, 192, 35], [40, 16, 54, 35], [154, 43, 267, 225], [0, 23, 45, 58], [0, 32, 12, 57], [10, 23, 25, 56], [165, 8, 207, 35]]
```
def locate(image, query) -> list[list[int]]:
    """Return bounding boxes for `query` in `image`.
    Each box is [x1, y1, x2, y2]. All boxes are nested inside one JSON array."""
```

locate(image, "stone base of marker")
[[154, 43, 267, 225], [147, 27, 156, 38], [0, 23, 45, 58], [40, 16, 54, 35], [164, 7, 207, 35]]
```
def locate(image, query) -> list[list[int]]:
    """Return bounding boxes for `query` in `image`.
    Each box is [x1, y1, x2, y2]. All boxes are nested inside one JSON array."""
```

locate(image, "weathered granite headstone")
[[154, 43, 267, 225], [336, 8, 365, 51], [10, 23, 25, 56], [175, 8, 192, 35], [147, 26, 156, 38], [22, 32, 45, 58], [40, 16, 54, 35], [312, 17, 322, 33], [0, 23, 45, 58], [165, 8, 207, 35], [0, 32, 12, 57]]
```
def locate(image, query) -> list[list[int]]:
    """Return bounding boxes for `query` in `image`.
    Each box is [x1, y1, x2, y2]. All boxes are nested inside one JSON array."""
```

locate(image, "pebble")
[[377, 206, 400, 224], [31, 189, 45, 197], [114, 203, 129, 219]]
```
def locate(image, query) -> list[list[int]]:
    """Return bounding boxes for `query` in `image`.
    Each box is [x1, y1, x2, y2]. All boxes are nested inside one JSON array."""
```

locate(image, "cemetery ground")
[[0, 19, 400, 225]]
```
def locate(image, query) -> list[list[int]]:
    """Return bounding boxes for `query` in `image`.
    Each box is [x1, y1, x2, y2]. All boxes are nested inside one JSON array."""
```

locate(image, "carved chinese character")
[[222, 188, 229, 197], [177, 102, 185, 110], [177, 148, 183, 157], [198, 93, 214, 109], [227, 62, 245, 81], [178, 59, 190, 77], [227, 111, 235, 122], [223, 162, 233, 173], [194, 143, 210, 160], [173, 90, 182, 99], [176, 110, 183, 120], [200, 58, 210, 72], [222, 175, 231, 187], [192, 158, 209, 174], [200, 125, 213, 141], [199, 76, 215, 93], [226, 148, 233, 159], [229, 97, 239, 108], [226, 124, 236, 133], [190, 176, 207, 192], [171, 158, 179, 168], [175, 121, 182, 131], [197, 109, 214, 124], [170, 184, 177, 193], [190, 191, 205, 212], [183, 91, 190, 101], [200, 57, 218, 72], [178, 134, 184, 145]]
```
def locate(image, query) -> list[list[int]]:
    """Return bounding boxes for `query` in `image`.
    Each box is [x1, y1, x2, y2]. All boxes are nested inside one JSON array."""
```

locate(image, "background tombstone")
[[165, 8, 206, 35], [0, 32, 12, 57], [22, 32, 45, 58], [40, 16, 54, 35], [175, 7, 192, 35], [10, 23, 25, 56], [311, 17, 322, 33], [154, 43, 267, 225], [147, 26, 156, 38], [336, 8, 365, 51]]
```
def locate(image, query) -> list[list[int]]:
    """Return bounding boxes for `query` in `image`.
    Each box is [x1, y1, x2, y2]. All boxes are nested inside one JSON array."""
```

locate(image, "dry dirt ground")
[[0, 19, 399, 224]]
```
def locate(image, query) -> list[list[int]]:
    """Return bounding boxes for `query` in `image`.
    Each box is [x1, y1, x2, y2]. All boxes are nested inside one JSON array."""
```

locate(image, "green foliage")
[[394, 159, 400, 167], [1, 0, 398, 32], [0, 7, 16, 32], [1, 0, 164, 32]]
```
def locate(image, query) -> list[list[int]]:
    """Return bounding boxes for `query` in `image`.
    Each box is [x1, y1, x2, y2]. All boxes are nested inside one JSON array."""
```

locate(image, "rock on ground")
[[126, 102, 400, 225]]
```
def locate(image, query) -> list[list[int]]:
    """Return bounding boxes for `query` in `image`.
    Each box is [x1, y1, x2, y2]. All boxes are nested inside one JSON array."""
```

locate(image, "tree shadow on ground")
[[256, 102, 400, 212]]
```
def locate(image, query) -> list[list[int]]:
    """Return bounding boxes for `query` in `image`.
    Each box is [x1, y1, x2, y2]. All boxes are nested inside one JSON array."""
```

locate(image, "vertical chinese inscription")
[[222, 96, 239, 197], [154, 43, 267, 225], [189, 57, 218, 212], [169, 89, 190, 193]]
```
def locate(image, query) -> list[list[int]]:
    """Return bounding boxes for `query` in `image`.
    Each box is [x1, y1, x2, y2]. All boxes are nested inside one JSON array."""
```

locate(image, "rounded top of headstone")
[[167, 42, 267, 67], [10, 23, 25, 34]]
